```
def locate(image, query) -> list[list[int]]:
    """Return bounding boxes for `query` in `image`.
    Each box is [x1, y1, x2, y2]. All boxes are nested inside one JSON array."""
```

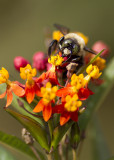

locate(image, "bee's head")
[[59, 37, 80, 57]]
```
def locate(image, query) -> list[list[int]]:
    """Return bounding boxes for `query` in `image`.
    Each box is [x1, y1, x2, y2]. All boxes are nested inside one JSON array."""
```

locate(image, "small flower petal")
[[33, 99, 44, 113], [0, 91, 6, 99], [56, 87, 73, 97], [43, 104, 52, 122], [11, 83, 25, 96], [25, 86, 35, 104], [60, 112, 70, 126], [6, 88, 13, 107]]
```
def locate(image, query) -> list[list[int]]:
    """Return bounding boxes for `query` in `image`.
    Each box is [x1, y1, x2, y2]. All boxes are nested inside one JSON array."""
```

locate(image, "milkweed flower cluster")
[[0, 52, 103, 125], [0, 28, 110, 159]]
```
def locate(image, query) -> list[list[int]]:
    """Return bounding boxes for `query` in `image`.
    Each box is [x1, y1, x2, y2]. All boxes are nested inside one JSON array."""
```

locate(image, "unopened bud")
[[14, 56, 29, 71], [92, 41, 110, 58], [32, 52, 48, 71]]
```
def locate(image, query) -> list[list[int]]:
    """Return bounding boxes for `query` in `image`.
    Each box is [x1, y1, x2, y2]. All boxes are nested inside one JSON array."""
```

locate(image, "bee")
[[48, 24, 96, 72]]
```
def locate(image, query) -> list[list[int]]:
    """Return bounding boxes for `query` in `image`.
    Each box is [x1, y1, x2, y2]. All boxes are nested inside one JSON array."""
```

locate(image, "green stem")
[[77, 140, 84, 158], [30, 145, 41, 160], [48, 119, 54, 141], [53, 148, 60, 160], [65, 145, 69, 160], [47, 154, 53, 160], [58, 143, 64, 160], [72, 149, 77, 160]]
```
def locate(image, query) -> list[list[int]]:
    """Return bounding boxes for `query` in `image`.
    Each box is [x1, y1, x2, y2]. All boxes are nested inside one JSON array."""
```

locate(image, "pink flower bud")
[[33, 52, 45, 61], [92, 41, 110, 58], [14, 56, 29, 71], [32, 52, 47, 71], [46, 63, 52, 71]]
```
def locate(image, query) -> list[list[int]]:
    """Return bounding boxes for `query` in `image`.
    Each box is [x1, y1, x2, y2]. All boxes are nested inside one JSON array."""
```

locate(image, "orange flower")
[[20, 64, 41, 103], [0, 67, 25, 107], [53, 94, 82, 125], [33, 82, 58, 121], [56, 74, 87, 97]]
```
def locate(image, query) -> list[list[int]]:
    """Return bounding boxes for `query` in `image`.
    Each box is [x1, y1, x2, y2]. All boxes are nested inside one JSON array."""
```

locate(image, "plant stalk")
[[72, 149, 77, 160], [30, 145, 41, 160]]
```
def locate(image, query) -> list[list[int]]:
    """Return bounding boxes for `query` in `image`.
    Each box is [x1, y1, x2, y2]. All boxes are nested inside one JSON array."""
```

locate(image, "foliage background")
[[0, 0, 114, 159]]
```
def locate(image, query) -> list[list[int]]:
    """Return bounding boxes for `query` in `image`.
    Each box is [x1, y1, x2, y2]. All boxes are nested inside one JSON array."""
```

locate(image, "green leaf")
[[0, 84, 45, 127], [79, 58, 114, 131], [0, 145, 16, 160], [51, 120, 73, 150], [90, 117, 110, 160], [0, 130, 37, 159], [77, 49, 104, 75], [6, 108, 50, 152]]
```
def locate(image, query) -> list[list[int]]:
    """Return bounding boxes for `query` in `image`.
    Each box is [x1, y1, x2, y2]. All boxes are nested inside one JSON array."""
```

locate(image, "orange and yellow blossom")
[[56, 73, 89, 98], [20, 64, 41, 104], [56, 64, 101, 100], [53, 94, 82, 125], [86, 64, 102, 80], [46, 54, 64, 85], [92, 57, 106, 71], [0, 67, 25, 107], [33, 82, 58, 121]]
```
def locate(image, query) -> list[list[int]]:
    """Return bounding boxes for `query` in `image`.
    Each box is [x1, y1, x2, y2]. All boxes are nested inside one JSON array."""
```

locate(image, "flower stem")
[[30, 145, 41, 160], [58, 143, 64, 160], [47, 154, 53, 160], [72, 149, 77, 160]]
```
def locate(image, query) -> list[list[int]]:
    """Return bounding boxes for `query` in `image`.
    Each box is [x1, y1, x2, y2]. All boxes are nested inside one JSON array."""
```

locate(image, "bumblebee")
[[48, 24, 96, 72]]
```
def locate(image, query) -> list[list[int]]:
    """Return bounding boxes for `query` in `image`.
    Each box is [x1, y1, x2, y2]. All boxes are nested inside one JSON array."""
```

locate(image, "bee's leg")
[[71, 56, 84, 72], [70, 56, 81, 63], [48, 40, 58, 57]]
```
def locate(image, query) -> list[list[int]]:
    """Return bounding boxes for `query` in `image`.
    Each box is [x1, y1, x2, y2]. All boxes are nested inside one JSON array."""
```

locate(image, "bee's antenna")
[[84, 46, 96, 55]]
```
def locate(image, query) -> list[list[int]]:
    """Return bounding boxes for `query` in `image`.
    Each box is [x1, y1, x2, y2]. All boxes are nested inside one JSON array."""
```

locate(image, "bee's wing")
[[54, 24, 70, 35]]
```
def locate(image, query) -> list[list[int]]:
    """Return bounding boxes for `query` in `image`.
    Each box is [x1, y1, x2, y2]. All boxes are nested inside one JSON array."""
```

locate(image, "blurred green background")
[[0, 0, 114, 159]]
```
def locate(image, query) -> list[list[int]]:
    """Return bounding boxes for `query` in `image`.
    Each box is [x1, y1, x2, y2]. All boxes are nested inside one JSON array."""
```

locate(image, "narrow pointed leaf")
[[51, 120, 73, 150], [0, 130, 37, 159], [79, 58, 114, 131], [6, 108, 50, 152]]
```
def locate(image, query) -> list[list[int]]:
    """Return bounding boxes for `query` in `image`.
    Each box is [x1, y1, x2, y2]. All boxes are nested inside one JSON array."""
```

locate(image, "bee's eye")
[[61, 39, 80, 54], [61, 39, 72, 48]]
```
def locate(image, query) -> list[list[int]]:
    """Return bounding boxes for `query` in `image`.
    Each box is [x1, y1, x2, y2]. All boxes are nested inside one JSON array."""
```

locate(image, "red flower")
[[53, 94, 82, 125], [78, 87, 94, 100], [53, 103, 78, 126]]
